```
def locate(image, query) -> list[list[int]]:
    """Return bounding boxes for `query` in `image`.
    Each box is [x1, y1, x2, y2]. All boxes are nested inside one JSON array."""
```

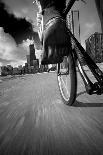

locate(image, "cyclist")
[[35, 0, 73, 65]]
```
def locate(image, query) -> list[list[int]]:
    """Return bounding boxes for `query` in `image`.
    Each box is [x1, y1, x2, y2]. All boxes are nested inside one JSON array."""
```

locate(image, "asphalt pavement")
[[0, 72, 103, 155]]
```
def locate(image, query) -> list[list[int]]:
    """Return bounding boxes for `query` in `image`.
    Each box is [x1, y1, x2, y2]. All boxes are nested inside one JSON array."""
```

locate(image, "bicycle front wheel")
[[57, 52, 77, 106]]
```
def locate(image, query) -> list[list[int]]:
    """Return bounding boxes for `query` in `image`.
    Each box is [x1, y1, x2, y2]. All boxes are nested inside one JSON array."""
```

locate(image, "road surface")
[[0, 72, 103, 155]]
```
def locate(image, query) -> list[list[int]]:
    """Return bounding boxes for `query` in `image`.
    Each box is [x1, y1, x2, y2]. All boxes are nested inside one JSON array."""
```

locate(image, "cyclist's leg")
[[41, 17, 72, 65], [36, 0, 71, 65]]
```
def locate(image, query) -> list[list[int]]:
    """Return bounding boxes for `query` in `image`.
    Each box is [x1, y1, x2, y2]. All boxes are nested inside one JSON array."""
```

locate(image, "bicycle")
[[34, 0, 103, 106], [57, 0, 103, 105]]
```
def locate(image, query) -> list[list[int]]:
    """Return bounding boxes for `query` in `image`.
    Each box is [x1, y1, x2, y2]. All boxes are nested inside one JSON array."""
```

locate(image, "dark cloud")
[[0, 0, 34, 44]]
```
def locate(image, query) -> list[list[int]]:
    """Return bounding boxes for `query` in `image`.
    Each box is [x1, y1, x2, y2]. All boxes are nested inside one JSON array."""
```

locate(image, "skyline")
[[0, 0, 102, 67]]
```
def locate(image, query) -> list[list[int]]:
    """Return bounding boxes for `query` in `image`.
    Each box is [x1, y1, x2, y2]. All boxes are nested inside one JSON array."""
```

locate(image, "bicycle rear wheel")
[[57, 52, 77, 105]]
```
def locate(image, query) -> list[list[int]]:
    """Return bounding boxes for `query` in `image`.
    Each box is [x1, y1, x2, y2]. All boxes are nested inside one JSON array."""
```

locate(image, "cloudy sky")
[[0, 0, 102, 67]]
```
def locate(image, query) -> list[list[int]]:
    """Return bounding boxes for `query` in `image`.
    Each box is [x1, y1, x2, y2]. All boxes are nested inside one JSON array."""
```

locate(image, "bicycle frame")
[[64, 0, 103, 95], [71, 30, 103, 95]]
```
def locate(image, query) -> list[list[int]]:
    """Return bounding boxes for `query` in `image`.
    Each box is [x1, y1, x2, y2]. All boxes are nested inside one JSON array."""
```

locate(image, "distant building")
[[66, 10, 86, 65], [85, 32, 103, 63], [67, 10, 81, 42], [13, 67, 18, 75], [33, 32, 43, 68], [32, 59, 39, 73], [33, 59, 39, 67], [18, 65, 22, 70], [29, 44, 36, 66], [38, 57, 48, 72], [95, 0, 103, 32], [25, 63, 28, 67], [26, 55, 30, 65], [18, 65, 23, 74]]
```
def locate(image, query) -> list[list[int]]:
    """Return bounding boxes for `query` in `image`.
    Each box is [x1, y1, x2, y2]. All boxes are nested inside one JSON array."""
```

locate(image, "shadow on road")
[[76, 91, 87, 97], [74, 101, 103, 107], [74, 91, 103, 107]]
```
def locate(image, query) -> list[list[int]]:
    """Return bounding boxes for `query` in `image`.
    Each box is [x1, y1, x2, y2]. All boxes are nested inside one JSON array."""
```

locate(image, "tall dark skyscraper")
[[29, 44, 36, 66], [67, 10, 80, 42], [95, 0, 103, 32], [26, 55, 30, 65]]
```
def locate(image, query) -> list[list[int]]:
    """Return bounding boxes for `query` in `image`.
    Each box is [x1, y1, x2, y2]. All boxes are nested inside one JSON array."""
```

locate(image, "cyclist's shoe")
[[41, 17, 72, 65]]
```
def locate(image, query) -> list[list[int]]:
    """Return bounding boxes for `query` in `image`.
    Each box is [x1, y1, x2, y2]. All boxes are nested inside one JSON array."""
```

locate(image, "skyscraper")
[[29, 44, 36, 66], [71, 10, 81, 43], [26, 55, 30, 65], [67, 10, 81, 42], [95, 0, 103, 32]]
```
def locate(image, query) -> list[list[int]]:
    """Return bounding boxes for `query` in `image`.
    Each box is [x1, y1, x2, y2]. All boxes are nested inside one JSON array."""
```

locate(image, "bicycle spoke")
[[61, 76, 69, 96], [57, 53, 77, 105]]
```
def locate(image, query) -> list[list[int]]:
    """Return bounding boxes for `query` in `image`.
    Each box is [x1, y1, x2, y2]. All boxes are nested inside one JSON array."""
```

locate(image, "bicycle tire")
[[57, 52, 77, 106]]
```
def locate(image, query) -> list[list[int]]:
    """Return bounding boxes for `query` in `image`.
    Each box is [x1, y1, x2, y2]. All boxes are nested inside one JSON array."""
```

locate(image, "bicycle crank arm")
[[77, 60, 103, 95], [92, 82, 103, 95]]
